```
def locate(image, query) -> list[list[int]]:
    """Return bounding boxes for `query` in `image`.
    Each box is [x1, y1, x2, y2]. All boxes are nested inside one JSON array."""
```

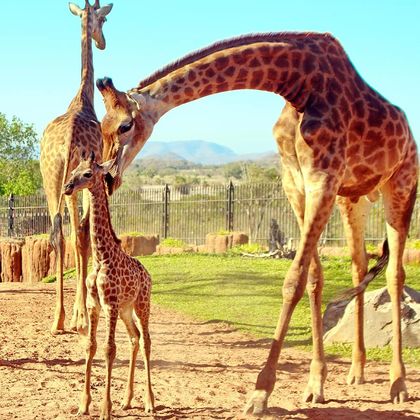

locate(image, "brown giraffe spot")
[[274, 54, 288, 67], [170, 84, 180, 93], [215, 56, 229, 70], [216, 75, 225, 84], [216, 82, 229, 92], [291, 51, 302, 67], [201, 85, 214, 96], [353, 99, 365, 118], [250, 70, 264, 88], [349, 120, 365, 137], [224, 66, 236, 77], [249, 57, 261, 68], [184, 87, 194, 97], [327, 44, 339, 56], [237, 68, 248, 82], [193, 81, 200, 88], [205, 68, 216, 78], [326, 90, 338, 106], [303, 54, 316, 73], [267, 68, 278, 81], [395, 122, 403, 136], [387, 137, 397, 150], [188, 71, 197, 82], [233, 53, 247, 65]]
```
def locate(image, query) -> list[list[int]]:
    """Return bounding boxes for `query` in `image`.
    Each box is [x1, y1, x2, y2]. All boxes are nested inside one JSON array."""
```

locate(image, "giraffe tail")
[[331, 238, 389, 303], [50, 213, 64, 254]]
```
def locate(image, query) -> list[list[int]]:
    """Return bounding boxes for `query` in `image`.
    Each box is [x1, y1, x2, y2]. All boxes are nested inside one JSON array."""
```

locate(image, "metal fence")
[[0, 182, 419, 247]]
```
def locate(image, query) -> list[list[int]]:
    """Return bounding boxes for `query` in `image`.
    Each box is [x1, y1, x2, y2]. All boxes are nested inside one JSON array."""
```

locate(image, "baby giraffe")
[[64, 152, 154, 419]]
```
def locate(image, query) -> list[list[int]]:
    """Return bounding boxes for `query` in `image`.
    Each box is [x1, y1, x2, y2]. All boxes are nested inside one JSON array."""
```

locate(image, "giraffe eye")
[[118, 120, 133, 135], [84, 172, 93, 178]]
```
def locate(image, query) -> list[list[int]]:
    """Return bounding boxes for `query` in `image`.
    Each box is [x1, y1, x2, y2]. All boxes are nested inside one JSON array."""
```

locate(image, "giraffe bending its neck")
[[97, 32, 418, 414], [40, 0, 112, 335], [64, 153, 155, 418]]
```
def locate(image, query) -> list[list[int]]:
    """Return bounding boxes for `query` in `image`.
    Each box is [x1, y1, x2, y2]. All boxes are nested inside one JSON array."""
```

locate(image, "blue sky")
[[0, 0, 419, 154]]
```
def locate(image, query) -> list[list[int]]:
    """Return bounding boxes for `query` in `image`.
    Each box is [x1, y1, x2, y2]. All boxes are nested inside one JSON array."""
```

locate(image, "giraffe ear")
[[100, 158, 117, 176], [97, 3, 113, 17], [69, 3, 83, 16]]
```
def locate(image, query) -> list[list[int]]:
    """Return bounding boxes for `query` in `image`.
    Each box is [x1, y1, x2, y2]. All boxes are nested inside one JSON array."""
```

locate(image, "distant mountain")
[[138, 140, 276, 165]]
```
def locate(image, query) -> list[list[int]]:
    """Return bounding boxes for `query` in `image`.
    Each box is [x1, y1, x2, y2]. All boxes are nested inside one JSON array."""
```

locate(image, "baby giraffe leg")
[[78, 298, 100, 415], [135, 300, 155, 413], [119, 305, 140, 410], [100, 306, 118, 420]]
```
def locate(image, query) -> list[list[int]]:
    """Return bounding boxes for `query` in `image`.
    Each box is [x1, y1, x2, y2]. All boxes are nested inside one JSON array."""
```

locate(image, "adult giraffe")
[[96, 32, 418, 414], [40, 0, 112, 335]]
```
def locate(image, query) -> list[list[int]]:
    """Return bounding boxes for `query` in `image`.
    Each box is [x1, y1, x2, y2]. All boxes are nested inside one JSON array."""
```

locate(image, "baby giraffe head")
[[63, 152, 115, 196], [69, 0, 113, 50]]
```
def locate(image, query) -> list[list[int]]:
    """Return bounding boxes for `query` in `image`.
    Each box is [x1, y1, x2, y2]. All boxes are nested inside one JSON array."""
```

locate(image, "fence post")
[[226, 181, 234, 231], [163, 184, 170, 239], [8, 193, 15, 237]]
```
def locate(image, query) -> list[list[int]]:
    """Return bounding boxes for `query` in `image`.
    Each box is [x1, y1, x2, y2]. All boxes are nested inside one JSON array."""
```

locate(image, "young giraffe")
[[96, 32, 418, 414], [40, 0, 112, 334], [63, 153, 155, 419]]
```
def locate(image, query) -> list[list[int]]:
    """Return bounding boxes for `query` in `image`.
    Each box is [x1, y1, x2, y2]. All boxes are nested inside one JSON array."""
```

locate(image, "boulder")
[[120, 235, 159, 256], [323, 286, 420, 348], [205, 232, 249, 253], [0, 238, 24, 282], [21, 236, 55, 283]]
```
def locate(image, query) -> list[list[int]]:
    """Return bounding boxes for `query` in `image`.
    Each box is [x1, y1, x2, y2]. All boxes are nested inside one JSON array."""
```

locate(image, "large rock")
[[0, 238, 24, 282], [120, 234, 159, 256], [205, 232, 249, 253], [21, 236, 55, 283], [323, 286, 420, 348]]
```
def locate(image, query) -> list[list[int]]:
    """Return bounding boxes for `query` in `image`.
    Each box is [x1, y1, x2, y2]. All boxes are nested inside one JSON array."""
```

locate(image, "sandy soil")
[[0, 282, 419, 420]]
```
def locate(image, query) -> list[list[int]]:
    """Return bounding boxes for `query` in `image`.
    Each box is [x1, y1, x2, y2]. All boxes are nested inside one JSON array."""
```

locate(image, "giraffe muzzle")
[[63, 182, 75, 195]]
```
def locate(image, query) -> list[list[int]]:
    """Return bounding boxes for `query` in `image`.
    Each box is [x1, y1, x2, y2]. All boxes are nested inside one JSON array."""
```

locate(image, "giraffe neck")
[[88, 178, 120, 262], [70, 7, 94, 110], [129, 33, 354, 122]]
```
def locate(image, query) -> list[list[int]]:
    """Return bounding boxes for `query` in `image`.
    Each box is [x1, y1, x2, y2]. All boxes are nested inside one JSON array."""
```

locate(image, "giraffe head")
[[96, 77, 155, 194], [69, 0, 113, 50], [63, 151, 115, 195]]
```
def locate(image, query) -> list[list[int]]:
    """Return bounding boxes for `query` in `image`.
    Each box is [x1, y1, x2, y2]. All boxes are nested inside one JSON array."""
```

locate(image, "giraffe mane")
[[136, 31, 336, 90]]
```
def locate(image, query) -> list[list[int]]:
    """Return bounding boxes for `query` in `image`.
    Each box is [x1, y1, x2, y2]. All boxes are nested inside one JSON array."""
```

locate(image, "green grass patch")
[[160, 237, 189, 248], [42, 267, 76, 283], [139, 253, 420, 366]]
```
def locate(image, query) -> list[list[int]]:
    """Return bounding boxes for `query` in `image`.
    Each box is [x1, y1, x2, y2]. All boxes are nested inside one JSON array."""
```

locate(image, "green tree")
[[0, 113, 41, 195]]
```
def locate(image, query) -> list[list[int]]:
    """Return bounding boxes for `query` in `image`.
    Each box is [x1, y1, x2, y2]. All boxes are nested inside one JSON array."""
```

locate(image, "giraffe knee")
[[104, 342, 117, 360], [50, 213, 64, 253]]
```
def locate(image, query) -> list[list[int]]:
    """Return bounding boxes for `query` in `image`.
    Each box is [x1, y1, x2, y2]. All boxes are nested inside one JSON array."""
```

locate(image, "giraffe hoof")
[[347, 374, 365, 385], [390, 378, 408, 403], [50, 327, 65, 336], [120, 401, 132, 410], [303, 388, 325, 404], [243, 390, 268, 416]]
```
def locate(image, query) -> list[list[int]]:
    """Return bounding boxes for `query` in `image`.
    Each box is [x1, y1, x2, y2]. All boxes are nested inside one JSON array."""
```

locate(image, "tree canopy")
[[0, 113, 41, 195]]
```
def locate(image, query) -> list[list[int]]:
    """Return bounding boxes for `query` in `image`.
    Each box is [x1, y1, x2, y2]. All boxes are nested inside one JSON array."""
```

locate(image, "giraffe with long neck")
[[96, 32, 418, 414], [40, 0, 112, 335], [63, 153, 155, 419]]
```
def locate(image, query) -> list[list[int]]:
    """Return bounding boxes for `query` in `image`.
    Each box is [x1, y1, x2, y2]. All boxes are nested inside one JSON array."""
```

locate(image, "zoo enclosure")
[[0, 182, 419, 247]]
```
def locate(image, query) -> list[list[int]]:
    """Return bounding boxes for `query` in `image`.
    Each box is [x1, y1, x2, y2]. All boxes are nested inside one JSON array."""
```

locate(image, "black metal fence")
[[0, 183, 419, 247]]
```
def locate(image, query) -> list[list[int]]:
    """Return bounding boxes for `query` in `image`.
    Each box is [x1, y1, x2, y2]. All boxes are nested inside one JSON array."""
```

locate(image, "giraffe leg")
[[78, 277, 100, 415], [50, 213, 66, 335], [68, 192, 90, 334], [135, 298, 155, 413], [382, 176, 417, 403], [100, 305, 118, 420], [303, 251, 327, 404], [337, 196, 372, 385], [119, 304, 140, 410], [244, 174, 338, 415], [282, 168, 327, 404]]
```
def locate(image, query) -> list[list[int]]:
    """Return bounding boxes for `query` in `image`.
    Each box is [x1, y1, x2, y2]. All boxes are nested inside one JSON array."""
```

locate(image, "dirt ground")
[[0, 282, 419, 419]]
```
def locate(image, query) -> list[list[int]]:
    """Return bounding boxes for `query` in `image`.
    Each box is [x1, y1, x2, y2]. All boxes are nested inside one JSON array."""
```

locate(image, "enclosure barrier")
[[0, 183, 419, 246]]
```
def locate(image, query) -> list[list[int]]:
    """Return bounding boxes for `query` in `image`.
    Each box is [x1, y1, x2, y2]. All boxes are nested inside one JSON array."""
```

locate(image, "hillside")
[[138, 140, 276, 165]]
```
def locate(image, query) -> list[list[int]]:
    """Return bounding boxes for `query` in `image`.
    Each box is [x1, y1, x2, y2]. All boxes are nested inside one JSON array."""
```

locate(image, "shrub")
[[228, 243, 267, 256], [160, 237, 189, 248]]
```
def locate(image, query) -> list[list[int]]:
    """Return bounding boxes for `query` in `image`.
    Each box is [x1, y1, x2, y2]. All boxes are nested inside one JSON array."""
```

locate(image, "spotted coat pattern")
[[97, 31, 418, 415]]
